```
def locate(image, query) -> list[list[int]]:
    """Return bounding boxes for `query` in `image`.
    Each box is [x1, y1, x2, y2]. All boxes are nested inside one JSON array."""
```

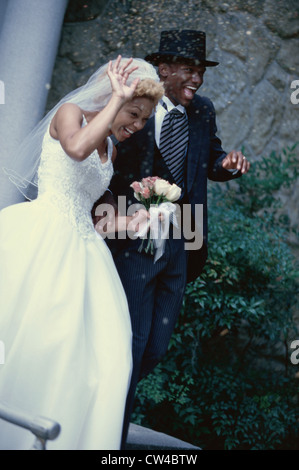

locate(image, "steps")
[[126, 423, 201, 450]]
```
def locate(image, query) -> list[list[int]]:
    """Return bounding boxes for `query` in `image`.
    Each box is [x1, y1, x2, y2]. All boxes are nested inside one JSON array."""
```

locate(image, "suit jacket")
[[110, 94, 241, 282]]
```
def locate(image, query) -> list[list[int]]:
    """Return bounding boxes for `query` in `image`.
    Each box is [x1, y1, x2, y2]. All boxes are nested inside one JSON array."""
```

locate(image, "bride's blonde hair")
[[133, 78, 164, 107]]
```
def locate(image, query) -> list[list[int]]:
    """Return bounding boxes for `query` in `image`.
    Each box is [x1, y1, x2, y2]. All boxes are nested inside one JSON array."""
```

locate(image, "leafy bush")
[[132, 144, 299, 449]]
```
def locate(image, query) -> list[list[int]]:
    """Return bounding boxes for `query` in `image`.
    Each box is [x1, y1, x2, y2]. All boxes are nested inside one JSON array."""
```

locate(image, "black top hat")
[[145, 29, 219, 67]]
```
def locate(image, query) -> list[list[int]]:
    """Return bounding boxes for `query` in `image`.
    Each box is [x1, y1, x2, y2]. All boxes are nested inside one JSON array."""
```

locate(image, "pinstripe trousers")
[[113, 234, 187, 449]]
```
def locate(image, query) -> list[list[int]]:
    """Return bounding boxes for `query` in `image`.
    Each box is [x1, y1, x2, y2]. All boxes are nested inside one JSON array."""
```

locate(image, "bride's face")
[[111, 97, 153, 141]]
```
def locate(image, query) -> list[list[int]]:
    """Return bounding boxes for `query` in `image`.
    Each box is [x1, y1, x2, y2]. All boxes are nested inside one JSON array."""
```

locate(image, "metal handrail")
[[0, 401, 61, 450]]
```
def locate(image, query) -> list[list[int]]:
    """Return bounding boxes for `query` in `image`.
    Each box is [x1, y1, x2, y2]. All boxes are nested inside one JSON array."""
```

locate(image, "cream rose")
[[165, 184, 181, 202], [153, 178, 171, 196]]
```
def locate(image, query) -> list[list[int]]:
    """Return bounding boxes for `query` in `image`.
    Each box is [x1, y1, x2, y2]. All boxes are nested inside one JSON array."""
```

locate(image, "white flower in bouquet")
[[130, 176, 181, 259], [165, 183, 182, 202], [153, 179, 172, 197]]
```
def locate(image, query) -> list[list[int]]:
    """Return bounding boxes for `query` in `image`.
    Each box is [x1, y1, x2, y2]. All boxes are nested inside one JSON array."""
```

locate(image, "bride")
[[0, 56, 164, 450]]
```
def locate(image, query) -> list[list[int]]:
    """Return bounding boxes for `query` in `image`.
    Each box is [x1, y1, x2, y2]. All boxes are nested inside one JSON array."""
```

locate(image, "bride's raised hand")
[[107, 55, 140, 102]]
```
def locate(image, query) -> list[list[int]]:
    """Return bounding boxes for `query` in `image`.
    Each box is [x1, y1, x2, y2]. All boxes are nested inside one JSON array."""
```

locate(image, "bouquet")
[[130, 176, 181, 261]]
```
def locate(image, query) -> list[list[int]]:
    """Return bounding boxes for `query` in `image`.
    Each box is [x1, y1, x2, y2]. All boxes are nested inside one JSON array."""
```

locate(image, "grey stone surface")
[[200, 50, 247, 113], [216, 12, 248, 61], [217, 89, 252, 150], [248, 80, 284, 155], [64, 0, 109, 22], [265, 61, 290, 93], [263, 0, 299, 39], [246, 21, 280, 86], [276, 38, 299, 73]]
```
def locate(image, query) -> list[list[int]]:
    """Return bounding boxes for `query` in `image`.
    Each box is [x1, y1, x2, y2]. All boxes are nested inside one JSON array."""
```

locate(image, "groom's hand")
[[127, 209, 150, 234], [92, 191, 118, 226], [222, 151, 250, 174]]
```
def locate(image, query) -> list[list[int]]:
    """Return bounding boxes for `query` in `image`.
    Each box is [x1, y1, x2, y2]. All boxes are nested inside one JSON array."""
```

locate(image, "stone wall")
[[46, 0, 299, 234]]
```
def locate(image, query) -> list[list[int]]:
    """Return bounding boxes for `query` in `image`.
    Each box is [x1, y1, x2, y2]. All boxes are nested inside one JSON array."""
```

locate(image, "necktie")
[[159, 107, 189, 189]]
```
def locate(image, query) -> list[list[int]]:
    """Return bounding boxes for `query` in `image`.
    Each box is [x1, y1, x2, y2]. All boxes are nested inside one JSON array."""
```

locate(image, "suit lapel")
[[186, 102, 203, 193], [139, 117, 155, 179], [139, 116, 174, 183]]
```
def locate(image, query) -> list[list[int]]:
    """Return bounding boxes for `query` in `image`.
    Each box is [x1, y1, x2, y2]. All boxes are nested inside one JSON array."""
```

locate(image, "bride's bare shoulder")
[[55, 103, 83, 119], [50, 104, 84, 138]]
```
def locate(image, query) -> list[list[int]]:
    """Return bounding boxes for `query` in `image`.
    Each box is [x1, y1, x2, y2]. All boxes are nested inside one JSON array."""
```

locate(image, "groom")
[[106, 29, 250, 448]]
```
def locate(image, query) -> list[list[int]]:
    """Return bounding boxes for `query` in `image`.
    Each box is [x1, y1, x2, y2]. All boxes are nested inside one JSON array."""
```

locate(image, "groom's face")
[[159, 62, 205, 107]]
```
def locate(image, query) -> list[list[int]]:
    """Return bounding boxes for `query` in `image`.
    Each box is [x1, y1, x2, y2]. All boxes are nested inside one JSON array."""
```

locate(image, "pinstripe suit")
[[108, 94, 242, 447]]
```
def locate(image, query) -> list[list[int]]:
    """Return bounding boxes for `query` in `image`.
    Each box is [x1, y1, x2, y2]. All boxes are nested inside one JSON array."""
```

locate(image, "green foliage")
[[132, 144, 299, 449], [220, 143, 299, 228]]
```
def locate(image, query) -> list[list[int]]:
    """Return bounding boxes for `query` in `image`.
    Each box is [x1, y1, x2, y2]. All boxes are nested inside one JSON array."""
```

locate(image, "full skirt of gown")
[[0, 198, 132, 450]]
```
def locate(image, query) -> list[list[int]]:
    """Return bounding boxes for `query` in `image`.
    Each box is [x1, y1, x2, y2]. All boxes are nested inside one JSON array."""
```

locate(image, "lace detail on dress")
[[37, 117, 114, 239]]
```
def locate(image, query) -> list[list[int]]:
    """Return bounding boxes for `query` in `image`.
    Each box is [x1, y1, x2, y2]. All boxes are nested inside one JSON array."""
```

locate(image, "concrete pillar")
[[0, 0, 69, 209], [0, 0, 9, 32]]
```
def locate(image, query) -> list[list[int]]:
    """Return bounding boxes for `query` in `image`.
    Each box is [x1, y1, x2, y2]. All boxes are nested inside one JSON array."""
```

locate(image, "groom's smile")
[[160, 62, 206, 107]]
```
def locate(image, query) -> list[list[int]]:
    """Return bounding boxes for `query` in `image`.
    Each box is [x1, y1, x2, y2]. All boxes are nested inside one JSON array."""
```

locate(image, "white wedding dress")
[[0, 117, 132, 450]]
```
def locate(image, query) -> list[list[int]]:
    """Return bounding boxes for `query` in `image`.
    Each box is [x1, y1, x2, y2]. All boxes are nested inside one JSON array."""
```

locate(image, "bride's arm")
[[50, 98, 125, 161], [94, 208, 149, 237], [49, 57, 139, 161]]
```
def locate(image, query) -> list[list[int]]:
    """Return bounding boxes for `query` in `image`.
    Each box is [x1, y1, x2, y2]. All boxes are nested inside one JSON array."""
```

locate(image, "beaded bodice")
[[37, 117, 114, 239]]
